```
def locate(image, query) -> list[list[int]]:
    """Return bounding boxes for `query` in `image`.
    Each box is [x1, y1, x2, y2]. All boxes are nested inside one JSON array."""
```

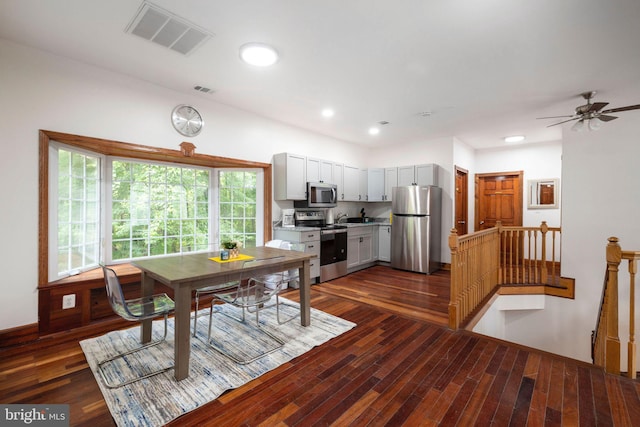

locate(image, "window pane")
[[112, 240, 130, 259], [218, 170, 258, 248], [232, 204, 245, 217], [111, 160, 210, 260], [55, 147, 101, 277]]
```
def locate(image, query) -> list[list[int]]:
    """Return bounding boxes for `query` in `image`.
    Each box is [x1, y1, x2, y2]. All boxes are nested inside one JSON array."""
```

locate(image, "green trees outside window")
[[111, 160, 210, 260]]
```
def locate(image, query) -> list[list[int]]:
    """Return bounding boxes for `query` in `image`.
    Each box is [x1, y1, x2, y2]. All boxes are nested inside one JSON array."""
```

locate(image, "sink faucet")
[[335, 212, 348, 223]]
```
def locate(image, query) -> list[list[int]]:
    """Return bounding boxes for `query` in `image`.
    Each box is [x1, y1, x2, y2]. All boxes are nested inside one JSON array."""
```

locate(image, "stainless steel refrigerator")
[[391, 185, 441, 274]]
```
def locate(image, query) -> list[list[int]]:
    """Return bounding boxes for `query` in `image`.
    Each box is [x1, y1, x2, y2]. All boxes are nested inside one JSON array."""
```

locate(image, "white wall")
[[0, 39, 368, 330], [560, 116, 640, 363], [473, 295, 545, 342]]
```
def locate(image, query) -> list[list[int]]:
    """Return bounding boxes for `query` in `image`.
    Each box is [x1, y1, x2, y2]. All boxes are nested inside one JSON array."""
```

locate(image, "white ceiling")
[[2, 0, 640, 149]]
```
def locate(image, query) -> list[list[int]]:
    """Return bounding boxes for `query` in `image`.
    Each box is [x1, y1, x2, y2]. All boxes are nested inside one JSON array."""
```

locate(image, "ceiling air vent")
[[194, 85, 215, 94], [125, 1, 214, 56]]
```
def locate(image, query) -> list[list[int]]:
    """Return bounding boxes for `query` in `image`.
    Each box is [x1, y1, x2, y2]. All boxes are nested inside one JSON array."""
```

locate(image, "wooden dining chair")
[[98, 265, 175, 388]]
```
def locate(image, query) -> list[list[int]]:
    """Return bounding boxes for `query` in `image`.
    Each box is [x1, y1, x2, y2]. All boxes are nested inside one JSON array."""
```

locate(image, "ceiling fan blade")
[[536, 115, 576, 120], [602, 104, 640, 113], [547, 117, 580, 127], [598, 115, 618, 122], [587, 102, 609, 113]]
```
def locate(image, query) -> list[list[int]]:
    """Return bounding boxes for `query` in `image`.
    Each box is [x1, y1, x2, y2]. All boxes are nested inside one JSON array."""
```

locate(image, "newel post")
[[628, 257, 637, 379], [448, 228, 460, 329], [540, 221, 549, 283], [605, 236, 622, 375]]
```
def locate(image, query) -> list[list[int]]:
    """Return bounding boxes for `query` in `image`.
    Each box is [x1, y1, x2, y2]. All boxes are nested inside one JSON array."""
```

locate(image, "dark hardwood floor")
[[1, 265, 639, 426]]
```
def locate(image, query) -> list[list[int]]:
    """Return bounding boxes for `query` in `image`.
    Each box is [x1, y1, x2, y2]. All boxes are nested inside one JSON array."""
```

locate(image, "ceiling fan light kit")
[[537, 90, 640, 131]]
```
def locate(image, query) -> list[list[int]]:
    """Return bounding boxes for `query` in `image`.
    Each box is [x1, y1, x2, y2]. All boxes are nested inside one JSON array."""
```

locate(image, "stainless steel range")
[[295, 210, 347, 282]]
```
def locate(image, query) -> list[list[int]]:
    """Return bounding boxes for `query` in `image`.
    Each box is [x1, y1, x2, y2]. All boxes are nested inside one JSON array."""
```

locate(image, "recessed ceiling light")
[[504, 135, 525, 143], [239, 43, 279, 67], [321, 108, 335, 118], [368, 127, 380, 135]]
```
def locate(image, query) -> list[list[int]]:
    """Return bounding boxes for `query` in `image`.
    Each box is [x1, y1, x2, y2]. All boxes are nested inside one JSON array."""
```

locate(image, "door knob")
[[480, 220, 485, 224]]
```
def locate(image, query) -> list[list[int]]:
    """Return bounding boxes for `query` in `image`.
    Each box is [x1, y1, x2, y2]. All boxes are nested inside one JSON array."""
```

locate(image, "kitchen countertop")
[[274, 221, 391, 232]]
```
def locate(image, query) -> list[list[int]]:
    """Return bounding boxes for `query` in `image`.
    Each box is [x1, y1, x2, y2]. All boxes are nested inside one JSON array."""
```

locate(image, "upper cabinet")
[[383, 167, 398, 201], [359, 168, 368, 201], [307, 157, 340, 184], [275, 153, 440, 202], [397, 163, 439, 187], [342, 164, 361, 201], [367, 168, 385, 202], [274, 153, 306, 200]]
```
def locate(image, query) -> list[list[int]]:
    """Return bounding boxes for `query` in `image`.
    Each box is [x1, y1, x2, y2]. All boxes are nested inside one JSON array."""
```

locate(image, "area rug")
[[80, 298, 355, 427]]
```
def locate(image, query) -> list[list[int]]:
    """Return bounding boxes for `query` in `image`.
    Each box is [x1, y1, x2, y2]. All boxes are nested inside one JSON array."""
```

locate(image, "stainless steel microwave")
[[294, 182, 338, 208]]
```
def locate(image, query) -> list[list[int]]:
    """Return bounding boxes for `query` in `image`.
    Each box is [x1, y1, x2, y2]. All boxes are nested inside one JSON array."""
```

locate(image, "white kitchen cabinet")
[[397, 163, 439, 187], [347, 226, 373, 270], [367, 168, 385, 202], [332, 162, 343, 192], [274, 228, 321, 282], [378, 225, 391, 262], [415, 163, 439, 186], [274, 153, 307, 200], [306, 157, 336, 184], [359, 168, 368, 201], [342, 164, 360, 201], [384, 167, 398, 201]]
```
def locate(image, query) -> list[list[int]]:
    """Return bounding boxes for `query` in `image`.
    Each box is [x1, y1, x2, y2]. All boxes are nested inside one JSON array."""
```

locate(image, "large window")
[[47, 141, 266, 280]]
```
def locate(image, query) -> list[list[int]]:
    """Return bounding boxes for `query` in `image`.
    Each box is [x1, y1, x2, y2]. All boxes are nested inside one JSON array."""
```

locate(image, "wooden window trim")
[[38, 130, 273, 287]]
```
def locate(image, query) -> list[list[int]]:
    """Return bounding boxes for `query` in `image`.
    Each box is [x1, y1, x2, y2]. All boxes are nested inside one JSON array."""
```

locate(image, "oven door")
[[320, 229, 347, 265]]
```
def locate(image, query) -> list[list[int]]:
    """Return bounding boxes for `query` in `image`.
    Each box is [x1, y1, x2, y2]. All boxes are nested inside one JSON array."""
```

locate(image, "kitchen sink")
[[346, 217, 372, 223]]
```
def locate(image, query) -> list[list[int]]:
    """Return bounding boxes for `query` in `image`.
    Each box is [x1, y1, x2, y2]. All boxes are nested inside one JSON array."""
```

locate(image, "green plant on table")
[[221, 240, 242, 250]]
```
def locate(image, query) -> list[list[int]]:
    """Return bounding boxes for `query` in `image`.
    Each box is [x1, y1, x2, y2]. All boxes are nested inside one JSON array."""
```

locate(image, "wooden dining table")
[[133, 246, 315, 381]]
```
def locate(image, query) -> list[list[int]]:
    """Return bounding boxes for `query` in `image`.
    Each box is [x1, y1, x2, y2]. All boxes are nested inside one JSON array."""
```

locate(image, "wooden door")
[[476, 171, 524, 267], [455, 167, 468, 235], [475, 171, 523, 230]]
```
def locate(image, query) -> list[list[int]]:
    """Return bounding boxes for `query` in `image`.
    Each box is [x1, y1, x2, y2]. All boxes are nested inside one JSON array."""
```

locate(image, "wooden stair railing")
[[449, 221, 567, 330], [498, 221, 562, 286], [592, 237, 639, 378], [448, 227, 500, 329]]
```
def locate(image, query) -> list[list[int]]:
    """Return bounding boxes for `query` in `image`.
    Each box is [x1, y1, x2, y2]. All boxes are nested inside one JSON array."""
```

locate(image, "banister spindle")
[[540, 221, 548, 284]]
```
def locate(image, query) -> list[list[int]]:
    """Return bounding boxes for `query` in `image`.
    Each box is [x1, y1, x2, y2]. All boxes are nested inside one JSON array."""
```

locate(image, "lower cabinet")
[[274, 229, 321, 282], [378, 225, 391, 262], [347, 227, 374, 271]]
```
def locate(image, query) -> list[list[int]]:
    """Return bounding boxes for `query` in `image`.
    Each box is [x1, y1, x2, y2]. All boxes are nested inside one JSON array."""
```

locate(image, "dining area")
[[114, 246, 314, 381], [71, 243, 357, 427]]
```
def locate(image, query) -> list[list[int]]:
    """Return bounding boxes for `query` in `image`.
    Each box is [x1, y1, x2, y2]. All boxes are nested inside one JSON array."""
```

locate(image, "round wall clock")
[[171, 104, 204, 137]]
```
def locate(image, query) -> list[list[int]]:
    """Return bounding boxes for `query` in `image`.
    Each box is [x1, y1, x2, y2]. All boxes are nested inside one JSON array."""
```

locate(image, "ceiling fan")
[[537, 91, 640, 131]]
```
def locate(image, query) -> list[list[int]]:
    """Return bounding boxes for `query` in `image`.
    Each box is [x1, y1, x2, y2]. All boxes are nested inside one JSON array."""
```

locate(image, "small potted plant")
[[221, 240, 242, 258]]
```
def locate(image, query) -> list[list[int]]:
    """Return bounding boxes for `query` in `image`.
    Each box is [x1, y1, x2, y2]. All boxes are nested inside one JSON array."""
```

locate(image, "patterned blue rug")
[[80, 298, 355, 427]]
